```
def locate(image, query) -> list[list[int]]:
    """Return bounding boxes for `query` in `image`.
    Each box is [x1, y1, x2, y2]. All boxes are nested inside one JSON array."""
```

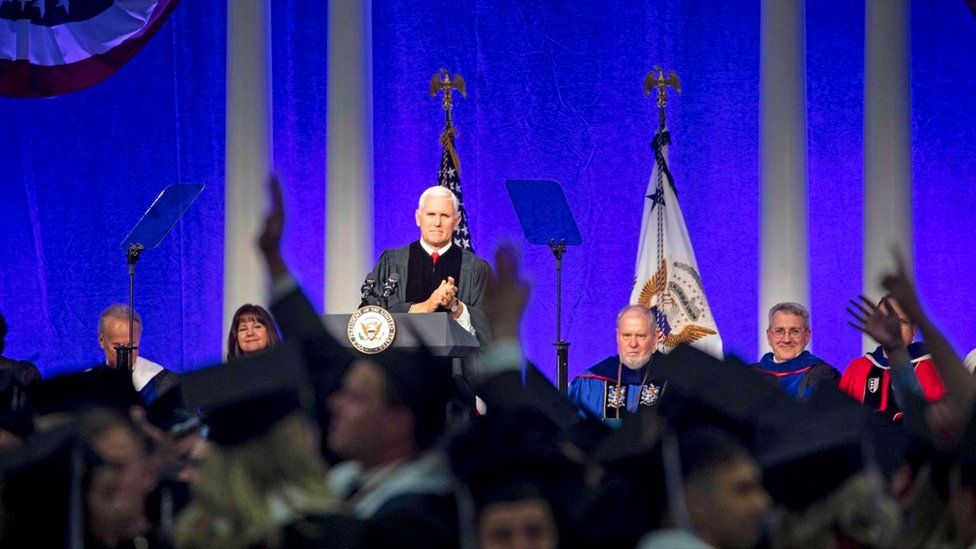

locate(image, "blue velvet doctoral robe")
[[568, 353, 666, 421]]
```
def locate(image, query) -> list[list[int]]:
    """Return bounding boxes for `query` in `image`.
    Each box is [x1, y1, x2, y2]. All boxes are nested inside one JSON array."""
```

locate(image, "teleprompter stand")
[[117, 184, 204, 370], [505, 179, 582, 395]]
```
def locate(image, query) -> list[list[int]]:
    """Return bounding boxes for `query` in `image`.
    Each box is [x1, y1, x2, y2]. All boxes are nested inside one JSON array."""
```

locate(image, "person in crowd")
[[447, 406, 586, 549], [842, 294, 945, 420], [259, 175, 460, 547], [880, 252, 976, 451], [1, 408, 158, 548], [568, 305, 666, 421], [640, 425, 771, 549], [752, 302, 839, 399], [226, 303, 281, 359], [324, 351, 457, 536], [369, 185, 492, 348], [174, 378, 360, 549], [478, 494, 558, 549], [948, 457, 976, 548], [878, 251, 976, 545], [770, 471, 901, 549], [0, 310, 41, 443], [97, 304, 180, 405]]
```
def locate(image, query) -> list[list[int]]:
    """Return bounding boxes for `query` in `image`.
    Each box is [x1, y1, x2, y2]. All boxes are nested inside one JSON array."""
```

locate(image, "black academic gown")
[[370, 241, 492, 349]]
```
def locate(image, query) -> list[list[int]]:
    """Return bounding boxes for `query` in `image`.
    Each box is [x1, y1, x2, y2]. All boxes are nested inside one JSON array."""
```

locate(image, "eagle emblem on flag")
[[636, 259, 718, 349]]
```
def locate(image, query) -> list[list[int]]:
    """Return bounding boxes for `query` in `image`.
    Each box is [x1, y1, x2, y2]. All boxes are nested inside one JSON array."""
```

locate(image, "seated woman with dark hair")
[[227, 304, 281, 359]]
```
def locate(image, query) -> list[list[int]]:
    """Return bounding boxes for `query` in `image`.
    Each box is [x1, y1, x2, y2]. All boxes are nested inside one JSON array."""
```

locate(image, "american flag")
[[438, 126, 474, 251]]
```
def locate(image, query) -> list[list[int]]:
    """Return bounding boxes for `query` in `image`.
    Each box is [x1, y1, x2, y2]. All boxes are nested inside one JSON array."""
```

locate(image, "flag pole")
[[643, 67, 681, 307], [633, 69, 722, 356], [429, 68, 475, 252], [430, 68, 466, 134], [644, 66, 681, 131]]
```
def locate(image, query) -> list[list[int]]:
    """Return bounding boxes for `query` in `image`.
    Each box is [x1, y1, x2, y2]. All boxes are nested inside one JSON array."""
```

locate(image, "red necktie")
[[431, 252, 439, 265]]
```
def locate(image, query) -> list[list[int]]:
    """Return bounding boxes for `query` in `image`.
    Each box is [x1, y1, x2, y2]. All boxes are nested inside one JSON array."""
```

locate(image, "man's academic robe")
[[370, 241, 492, 349], [751, 350, 839, 400], [568, 353, 667, 421], [839, 342, 945, 421]]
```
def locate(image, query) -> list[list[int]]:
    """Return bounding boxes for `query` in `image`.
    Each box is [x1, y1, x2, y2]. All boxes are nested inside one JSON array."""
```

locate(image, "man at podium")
[[370, 186, 492, 349]]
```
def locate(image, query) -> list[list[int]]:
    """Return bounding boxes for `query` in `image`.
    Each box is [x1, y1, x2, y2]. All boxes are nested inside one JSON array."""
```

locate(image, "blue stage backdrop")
[[272, 0, 329, 313], [373, 0, 761, 378], [0, 2, 226, 376], [806, 0, 864, 369], [911, 0, 976, 358], [2, 0, 975, 380]]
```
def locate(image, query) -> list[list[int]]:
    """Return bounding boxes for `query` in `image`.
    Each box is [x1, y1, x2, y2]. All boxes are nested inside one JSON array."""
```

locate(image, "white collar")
[[328, 452, 452, 518], [131, 357, 163, 391], [419, 240, 452, 257], [93, 356, 163, 391]]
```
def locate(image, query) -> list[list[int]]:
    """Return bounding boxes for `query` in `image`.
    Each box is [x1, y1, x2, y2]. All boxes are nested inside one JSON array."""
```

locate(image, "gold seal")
[[346, 305, 396, 354]]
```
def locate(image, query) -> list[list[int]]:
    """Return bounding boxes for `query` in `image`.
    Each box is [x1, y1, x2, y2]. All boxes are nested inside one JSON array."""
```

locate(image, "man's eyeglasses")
[[769, 327, 807, 338]]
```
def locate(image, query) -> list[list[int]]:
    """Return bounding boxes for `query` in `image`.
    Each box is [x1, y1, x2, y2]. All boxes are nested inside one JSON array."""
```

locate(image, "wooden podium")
[[323, 312, 479, 358]]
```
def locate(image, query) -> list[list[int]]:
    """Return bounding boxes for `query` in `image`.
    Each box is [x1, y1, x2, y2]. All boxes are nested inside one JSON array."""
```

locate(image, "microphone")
[[360, 274, 377, 306], [381, 273, 400, 300]]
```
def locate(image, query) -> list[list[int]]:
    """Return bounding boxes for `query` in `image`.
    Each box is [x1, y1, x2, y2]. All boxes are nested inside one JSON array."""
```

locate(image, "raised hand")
[[847, 295, 904, 352], [258, 173, 288, 278], [486, 244, 529, 340], [877, 248, 976, 436], [881, 249, 925, 325]]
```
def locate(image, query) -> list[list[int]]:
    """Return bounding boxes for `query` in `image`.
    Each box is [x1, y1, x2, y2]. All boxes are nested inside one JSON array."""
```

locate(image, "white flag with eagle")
[[631, 127, 723, 358]]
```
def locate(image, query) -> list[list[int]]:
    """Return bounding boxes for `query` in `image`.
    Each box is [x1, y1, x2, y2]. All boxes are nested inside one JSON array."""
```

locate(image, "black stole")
[[863, 363, 901, 420], [405, 241, 462, 309]]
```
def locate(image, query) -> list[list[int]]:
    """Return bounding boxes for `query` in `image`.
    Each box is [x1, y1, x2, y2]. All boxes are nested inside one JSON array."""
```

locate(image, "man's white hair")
[[417, 185, 459, 214], [616, 304, 655, 328], [99, 304, 143, 335]]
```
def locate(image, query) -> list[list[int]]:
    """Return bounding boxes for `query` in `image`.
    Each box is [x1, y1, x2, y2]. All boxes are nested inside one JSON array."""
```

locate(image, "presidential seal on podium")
[[346, 305, 396, 354]]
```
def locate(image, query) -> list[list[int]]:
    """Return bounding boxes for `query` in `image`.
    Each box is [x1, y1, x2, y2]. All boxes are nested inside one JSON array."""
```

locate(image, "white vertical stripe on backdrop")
[[863, 0, 914, 352], [760, 0, 810, 356], [326, 0, 374, 314], [224, 0, 273, 353]]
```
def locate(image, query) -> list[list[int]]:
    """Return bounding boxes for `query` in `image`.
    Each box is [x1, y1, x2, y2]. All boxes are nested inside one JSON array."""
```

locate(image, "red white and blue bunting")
[[0, 0, 179, 97]]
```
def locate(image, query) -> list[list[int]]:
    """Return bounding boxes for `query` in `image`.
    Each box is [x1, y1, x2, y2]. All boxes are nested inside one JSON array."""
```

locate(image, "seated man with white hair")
[[97, 304, 180, 405], [568, 305, 666, 421], [369, 185, 492, 349]]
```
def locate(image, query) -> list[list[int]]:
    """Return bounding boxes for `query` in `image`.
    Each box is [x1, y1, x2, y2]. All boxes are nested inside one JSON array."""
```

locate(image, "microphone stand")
[[359, 278, 377, 308], [115, 243, 144, 372], [379, 275, 399, 311], [380, 284, 395, 310], [549, 238, 570, 394]]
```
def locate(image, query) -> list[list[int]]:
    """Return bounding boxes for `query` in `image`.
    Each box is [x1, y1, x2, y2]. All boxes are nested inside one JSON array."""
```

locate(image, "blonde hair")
[[174, 413, 338, 549], [770, 472, 900, 549]]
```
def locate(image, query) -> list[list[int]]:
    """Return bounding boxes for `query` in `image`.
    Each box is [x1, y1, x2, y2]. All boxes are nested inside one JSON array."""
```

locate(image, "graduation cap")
[[180, 342, 312, 446], [652, 346, 794, 446], [583, 408, 671, 546], [755, 384, 911, 510], [446, 407, 588, 544], [589, 405, 662, 465], [629, 347, 795, 530], [950, 398, 976, 466], [31, 366, 142, 418], [0, 423, 88, 548]]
